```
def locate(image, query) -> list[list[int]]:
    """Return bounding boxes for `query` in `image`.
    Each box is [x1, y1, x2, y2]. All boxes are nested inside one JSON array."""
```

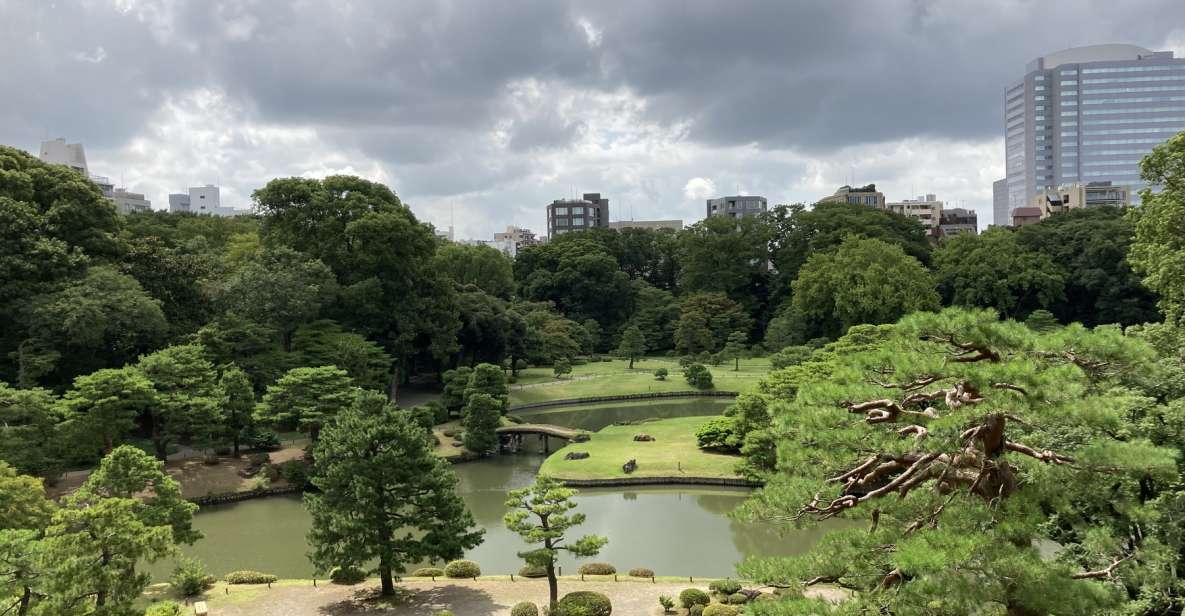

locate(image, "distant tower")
[[38, 138, 88, 176]]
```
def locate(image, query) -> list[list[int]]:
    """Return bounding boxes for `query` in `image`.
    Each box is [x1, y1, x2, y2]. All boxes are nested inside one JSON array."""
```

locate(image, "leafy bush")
[[246, 452, 271, 467], [577, 562, 616, 575], [709, 579, 743, 595], [145, 601, 186, 616], [424, 400, 450, 424], [224, 570, 278, 584], [329, 566, 366, 584], [277, 460, 311, 489], [702, 605, 741, 616], [682, 363, 713, 389], [248, 475, 271, 491], [556, 591, 612, 616], [658, 595, 675, 613], [553, 358, 572, 378], [518, 564, 547, 577], [628, 567, 655, 578], [695, 417, 741, 453], [409, 406, 437, 432], [170, 558, 213, 596], [444, 559, 481, 578], [678, 355, 694, 367], [411, 567, 444, 577], [511, 602, 540, 616], [654, 368, 668, 381], [769, 345, 813, 370], [689, 605, 705, 616], [726, 592, 748, 604], [680, 588, 711, 608], [245, 428, 281, 451]]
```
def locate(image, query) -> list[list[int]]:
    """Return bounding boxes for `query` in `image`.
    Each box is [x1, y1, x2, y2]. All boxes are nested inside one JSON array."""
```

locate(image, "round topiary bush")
[[411, 567, 444, 577], [145, 601, 186, 616], [689, 605, 705, 616], [511, 602, 540, 616], [556, 591, 612, 616], [224, 570, 278, 584], [628, 567, 654, 578], [726, 592, 748, 605], [702, 604, 741, 616], [329, 566, 366, 585], [577, 562, 616, 575], [709, 579, 743, 595], [518, 564, 547, 578], [680, 588, 711, 608], [444, 559, 481, 578]]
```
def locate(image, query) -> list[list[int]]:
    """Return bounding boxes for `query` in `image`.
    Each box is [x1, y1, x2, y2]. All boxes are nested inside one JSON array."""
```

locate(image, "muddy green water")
[[151, 397, 839, 580]]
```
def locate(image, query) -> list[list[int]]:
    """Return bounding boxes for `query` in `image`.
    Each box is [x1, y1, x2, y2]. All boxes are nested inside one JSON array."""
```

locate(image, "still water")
[[151, 397, 837, 580]]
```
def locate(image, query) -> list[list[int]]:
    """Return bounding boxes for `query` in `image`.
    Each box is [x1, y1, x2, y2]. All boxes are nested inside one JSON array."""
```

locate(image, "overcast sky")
[[3, 1, 1185, 238]]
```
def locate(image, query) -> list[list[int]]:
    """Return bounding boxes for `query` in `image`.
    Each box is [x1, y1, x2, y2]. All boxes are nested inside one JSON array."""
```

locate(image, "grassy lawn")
[[508, 356, 771, 406], [537, 415, 742, 481]]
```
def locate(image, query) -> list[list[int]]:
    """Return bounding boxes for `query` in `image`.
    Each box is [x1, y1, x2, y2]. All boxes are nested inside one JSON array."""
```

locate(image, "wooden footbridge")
[[496, 424, 588, 453]]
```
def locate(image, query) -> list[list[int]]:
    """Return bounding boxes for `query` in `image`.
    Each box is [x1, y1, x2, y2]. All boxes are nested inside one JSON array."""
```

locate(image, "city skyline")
[[3, 2, 1185, 238]]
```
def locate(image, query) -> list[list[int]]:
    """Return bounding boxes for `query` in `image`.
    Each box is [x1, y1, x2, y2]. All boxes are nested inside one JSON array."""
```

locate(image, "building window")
[[554, 206, 568, 215]]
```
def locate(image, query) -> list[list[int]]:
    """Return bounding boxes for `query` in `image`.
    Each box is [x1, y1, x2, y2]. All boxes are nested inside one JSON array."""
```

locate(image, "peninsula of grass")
[[537, 415, 745, 483], [508, 356, 771, 406]]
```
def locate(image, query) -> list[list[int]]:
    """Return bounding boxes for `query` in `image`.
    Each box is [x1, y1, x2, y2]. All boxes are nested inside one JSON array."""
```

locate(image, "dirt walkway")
[[186, 579, 841, 615]]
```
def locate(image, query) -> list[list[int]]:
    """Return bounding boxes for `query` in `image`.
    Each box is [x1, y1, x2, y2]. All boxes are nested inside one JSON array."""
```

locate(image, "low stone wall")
[[559, 475, 761, 488], [508, 390, 739, 412], [189, 485, 302, 506]]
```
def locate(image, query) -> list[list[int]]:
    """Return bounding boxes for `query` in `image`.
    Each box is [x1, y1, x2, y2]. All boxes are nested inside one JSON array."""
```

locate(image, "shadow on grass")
[[319, 584, 505, 615]]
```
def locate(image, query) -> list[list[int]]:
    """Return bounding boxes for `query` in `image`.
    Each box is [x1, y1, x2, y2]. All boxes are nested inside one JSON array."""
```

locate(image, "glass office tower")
[[1001, 44, 1185, 225]]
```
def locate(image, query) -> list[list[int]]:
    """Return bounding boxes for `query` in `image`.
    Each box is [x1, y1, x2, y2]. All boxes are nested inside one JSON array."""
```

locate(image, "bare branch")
[[896, 425, 929, 441], [1071, 553, 1135, 580], [1005, 441, 1074, 465]]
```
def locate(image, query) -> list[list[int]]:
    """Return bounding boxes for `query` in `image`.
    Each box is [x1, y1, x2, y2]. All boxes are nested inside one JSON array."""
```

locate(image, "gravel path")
[[196, 579, 842, 615]]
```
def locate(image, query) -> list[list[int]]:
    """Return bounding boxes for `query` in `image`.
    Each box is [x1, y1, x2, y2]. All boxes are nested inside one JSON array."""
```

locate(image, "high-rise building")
[[492, 225, 540, 258], [706, 195, 767, 219], [1032, 181, 1132, 218], [818, 184, 886, 208], [1003, 44, 1185, 223], [168, 184, 247, 216], [992, 178, 1009, 227], [38, 138, 89, 176], [886, 194, 942, 235], [110, 188, 151, 215], [546, 192, 609, 237]]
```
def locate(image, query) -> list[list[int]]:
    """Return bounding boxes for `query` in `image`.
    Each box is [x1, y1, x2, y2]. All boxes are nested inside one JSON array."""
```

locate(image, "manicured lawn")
[[537, 415, 742, 481], [508, 356, 771, 406]]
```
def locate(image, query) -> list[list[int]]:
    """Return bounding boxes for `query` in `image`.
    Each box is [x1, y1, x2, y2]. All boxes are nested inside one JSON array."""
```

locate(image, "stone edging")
[[508, 390, 739, 412], [189, 485, 302, 506], [557, 476, 762, 488]]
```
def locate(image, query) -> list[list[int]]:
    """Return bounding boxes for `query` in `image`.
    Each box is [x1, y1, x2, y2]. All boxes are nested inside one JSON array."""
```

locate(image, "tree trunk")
[[17, 585, 31, 616], [628, 356, 635, 369], [153, 435, 168, 461], [387, 367, 399, 403], [546, 561, 559, 609], [309, 424, 321, 444], [232, 430, 240, 458], [735, 357, 739, 371], [379, 560, 394, 596]]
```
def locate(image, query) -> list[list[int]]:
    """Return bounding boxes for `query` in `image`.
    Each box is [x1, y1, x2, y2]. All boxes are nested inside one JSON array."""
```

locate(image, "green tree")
[[433, 242, 515, 299], [440, 366, 474, 414], [0, 383, 62, 478], [792, 236, 939, 339], [518, 241, 634, 331], [615, 325, 647, 369], [464, 363, 508, 411], [720, 331, 748, 371], [454, 286, 512, 367], [291, 320, 393, 390], [40, 446, 197, 614], [553, 358, 572, 379], [674, 292, 753, 354], [117, 237, 214, 337], [214, 246, 338, 351], [20, 267, 168, 387], [219, 365, 255, 457], [676, 215, 772, 316], [462, 393, 501, 454], [505, 476, 608, 609], [256, 366, 355, 443], [137, 344, 223, 460], [59, 367, 155, 455], [1024, 309, 1060, 332], [0, 461, 54, 616], [934, 228, 1065, 320], [738, 308, 1178, 614], [1129, 131, 1185, 324], [579, 318, 603, 355], [630, 280, 678, 352], [306, 391, 483, 595], [683, 363, 713, 390]]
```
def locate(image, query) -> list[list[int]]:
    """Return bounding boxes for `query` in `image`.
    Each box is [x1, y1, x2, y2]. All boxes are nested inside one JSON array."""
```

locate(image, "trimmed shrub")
[[224, 570, 278, 584], [518, 564, 547, 578], [682, 363, 714, 389], [553, 358, 572, 379], [511, 602, 540, 616], [658, 595, 675, 613], [577, 562, 616, 575], [444, 559, 481, 578], [709, 579, 743, 595], [702, 605, 741, 616], [556, 591, 612, 616], [628, 567, 655, 578], [145, 601, 186, 616], [726, 592, 748, 605], [695, 417, 740, 453], [170, 558, 213, 596], [654, 368, 668, 381], [246, 452, 271, 468], [245, 429, 281, 451], [689, 605, 705, 616], [411, 567, 444, 577], [680, 588, 711, 608], [329, 566, 366, 585], [277, 460, 311, 489]]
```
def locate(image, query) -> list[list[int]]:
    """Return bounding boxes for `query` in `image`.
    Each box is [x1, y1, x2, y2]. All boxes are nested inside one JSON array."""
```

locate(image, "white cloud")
[[1164, 28, 1185, 58], [72, 46, 107, 63], [683, 177, 716, 201]]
